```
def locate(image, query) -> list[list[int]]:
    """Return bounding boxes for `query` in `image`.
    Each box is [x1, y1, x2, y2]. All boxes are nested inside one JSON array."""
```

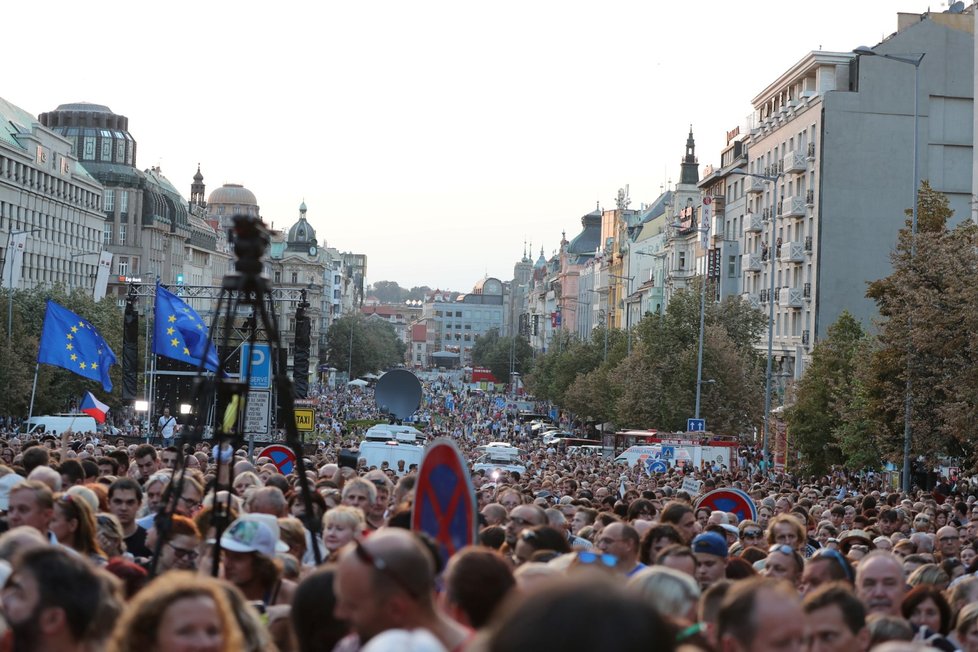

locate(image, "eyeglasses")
[[850, 544, 870, 553], [576, 551, 618, 568], [768, 544, 795, 556], [178, 496, 202, 510], [940, 536, 960, 543], [812, 548, 854, 582], [354, 540, 419, 599], [167, 543, 200, 561], [741, 530, 763, 538], [509, 516, 532, 527]]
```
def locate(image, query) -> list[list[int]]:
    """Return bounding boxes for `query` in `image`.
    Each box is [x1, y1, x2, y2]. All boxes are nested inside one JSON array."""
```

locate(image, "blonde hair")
[[628, 565, 701, 617], [323, 505, 365, 531], [108, 572, 243, 652]]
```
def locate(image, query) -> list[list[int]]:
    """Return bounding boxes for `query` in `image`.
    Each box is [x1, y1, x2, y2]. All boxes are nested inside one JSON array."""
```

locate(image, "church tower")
[[679, 126, 699, 186], [190, 164, 206, 210]]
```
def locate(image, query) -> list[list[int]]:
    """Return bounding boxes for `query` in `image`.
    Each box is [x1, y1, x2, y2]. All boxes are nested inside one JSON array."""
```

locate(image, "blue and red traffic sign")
[[257, 445, 297, 475], [412, 438, 477, 561], [696, 488, 757, 523]]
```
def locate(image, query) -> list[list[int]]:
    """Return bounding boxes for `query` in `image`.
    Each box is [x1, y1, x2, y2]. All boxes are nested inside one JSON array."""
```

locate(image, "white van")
[[364, 423, 425, 444], [357, 439, 424, 475], [20, 414, 98, 437]]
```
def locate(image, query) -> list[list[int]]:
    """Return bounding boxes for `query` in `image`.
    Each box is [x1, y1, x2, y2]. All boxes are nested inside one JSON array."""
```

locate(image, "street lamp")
[[587, 288, 610, 361], [853, 45, 924, 493], [730, 168, 781, 468], [609, 273, 635, 354], [4, 229, 40, 343], [69, 251, 99, 295]]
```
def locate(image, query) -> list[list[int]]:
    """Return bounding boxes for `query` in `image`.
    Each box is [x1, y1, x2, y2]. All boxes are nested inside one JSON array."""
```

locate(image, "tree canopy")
[[324, 314, 407, 379]]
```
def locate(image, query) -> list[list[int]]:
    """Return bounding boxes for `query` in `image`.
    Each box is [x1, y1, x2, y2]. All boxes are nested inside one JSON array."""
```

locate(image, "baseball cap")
[[691, 531, 729, 558], [219, 513, 289, 557]]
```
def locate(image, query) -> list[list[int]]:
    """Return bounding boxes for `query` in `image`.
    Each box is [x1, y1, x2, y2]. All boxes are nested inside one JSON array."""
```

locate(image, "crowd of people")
[[0, 381, 974, 651]]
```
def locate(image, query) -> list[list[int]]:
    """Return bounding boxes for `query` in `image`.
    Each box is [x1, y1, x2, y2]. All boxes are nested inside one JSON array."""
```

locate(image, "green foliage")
[[785, 312, 878, 474], [470, 328, 533, 384], [865, 181, 978, 464], [0, 286, 125, 417], [324, 315, 407, 378], [367, 281, 437, 303]]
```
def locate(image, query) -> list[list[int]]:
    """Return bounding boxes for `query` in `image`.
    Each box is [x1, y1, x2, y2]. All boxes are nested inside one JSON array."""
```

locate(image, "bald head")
[[344, 528, 435, 603]]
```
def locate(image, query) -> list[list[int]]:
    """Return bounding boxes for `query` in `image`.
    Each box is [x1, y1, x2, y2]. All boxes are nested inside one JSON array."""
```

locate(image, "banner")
[[93, 251, 113, 301], [2, 232, 28, 289]]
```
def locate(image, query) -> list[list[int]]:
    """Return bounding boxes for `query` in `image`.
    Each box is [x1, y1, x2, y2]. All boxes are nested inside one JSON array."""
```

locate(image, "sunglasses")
[[577, 551, 618, 568], [741, 530, 763, 538], [354, 540, 419, 599], [768, 544, 795, 556], [812, 548, 854, 582]]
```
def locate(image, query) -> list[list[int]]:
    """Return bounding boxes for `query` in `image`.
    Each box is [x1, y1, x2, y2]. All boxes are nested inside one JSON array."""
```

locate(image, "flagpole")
[[145, 286, 154, 442], [27, 363, 39, 423]]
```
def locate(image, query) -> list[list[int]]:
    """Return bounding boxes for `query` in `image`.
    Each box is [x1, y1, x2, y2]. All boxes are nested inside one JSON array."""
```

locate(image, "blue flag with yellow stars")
[[37, 300, 117, 392], [152, 283, 219, 371]]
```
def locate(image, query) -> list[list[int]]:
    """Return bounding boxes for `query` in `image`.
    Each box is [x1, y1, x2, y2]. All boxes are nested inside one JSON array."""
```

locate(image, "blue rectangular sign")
[[687, 418, 706, 432], [240, 343, 272, 389]]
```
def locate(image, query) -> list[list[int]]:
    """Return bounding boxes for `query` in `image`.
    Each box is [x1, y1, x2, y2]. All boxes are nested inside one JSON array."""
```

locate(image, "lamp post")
[[853, 46, 924, 493], [730, 168, 780, 467], [609, 273, 634, 354], [5, 229, 40, 344], [69, 251, 99, 295], [587, 288, 609, 361]]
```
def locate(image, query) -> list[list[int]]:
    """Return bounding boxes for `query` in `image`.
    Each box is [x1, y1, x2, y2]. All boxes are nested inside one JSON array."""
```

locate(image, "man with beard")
[[1, 546, 105, 652]]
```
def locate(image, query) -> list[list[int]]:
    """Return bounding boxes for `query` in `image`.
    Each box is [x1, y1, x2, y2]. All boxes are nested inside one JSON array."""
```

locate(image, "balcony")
[[779, 286, 804, 309], [779, 196, 806, 219], [746, 176, 767, 194], [741, 253, 761, 272], [805, 189, 815, 207], [779, 241, 806, 263], [741, 292, 760, 310], [803, 282, 812, 300], [745, 212, 763, 233], [802, 329, 811, 346], [783, 150, 807, 174]]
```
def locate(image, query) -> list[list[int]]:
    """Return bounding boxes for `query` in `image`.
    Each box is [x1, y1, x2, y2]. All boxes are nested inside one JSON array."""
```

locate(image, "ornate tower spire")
[[190, 164, 206, 209], [679, 125, 699, 186]]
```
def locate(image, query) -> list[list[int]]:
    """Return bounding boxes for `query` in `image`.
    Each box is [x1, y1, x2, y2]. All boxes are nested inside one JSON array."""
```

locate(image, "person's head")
[[133, 444, 159, 480], [333, 529, 436, 643], [322, 505, 365, 553], [341, 478, 376, 512], [855, 551, 906, 617], [936, 525, 961, 558], [50, 493, 103, 557], [95, 513, 126, 559], [656, 544, 698, 578], [487, 573, 676, 652], [802, 582, 869, 652], [717, 577, 804, 652], [802, 548, 855, 595], [626, 498, 656, 522], [956, 602, 978, 652], [160, 446, 180, 471], [763, 543, 804, 585], [58, 460, 85, 489], [156, 515, 201, 573], [21, 447, 49, 474], [441, 546, 515, 628], [108, 478, 143, 527], [1, 546, 106, 650], [900, 584, 950, 635], [628, 565, 700, 622], [505, 504, 547, 547], [596, 522, 640, 570], [291, 566, 348, 652], [480, 503, 507, 527], [661, 501, 696, 544], [906, 562, 950, 590], [640, 523, 683, 565], [219, 514, 288, 591], [571, 507, 597, 535], [143, 473, 171, 513], [691, 532, 728, 590], [738, 519, 765, 550], [247, 486, 288, 518], [108, 571, 243, 652], [174, 477, 204, 518], [767, 514, 805, 550], [7, 480, 53, 534]]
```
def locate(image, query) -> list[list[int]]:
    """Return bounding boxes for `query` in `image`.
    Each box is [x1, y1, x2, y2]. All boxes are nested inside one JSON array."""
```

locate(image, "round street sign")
[[258, 445, 297, 475], [695, 488, 757, 523], [646, 458, 668, 475], [412, 438, 477, 562]]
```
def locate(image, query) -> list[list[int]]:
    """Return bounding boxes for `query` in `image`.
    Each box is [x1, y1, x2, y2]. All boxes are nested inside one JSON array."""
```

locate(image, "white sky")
[[7, 0, 936, 291]]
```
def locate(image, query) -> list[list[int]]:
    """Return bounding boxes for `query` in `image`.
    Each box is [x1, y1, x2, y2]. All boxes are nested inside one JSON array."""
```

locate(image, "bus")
[[606, 429, 740, 471]]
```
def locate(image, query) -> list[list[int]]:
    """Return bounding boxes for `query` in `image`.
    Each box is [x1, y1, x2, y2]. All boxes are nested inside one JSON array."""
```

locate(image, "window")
[[103, 223, 112, 245], [117, 256, 129, 276], [119, 190, 128, 213], [728, 256, 736, 277], [291, 272, 298, 284], [274, 271, 281, 283], [100, 139, 112, 162], [104, 189, 115, 212], [119, 223, 126, 244], [678, 252, 686, 270]]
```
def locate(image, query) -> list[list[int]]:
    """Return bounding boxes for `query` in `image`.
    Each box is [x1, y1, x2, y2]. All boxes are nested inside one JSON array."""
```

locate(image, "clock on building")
[[309, 245, 318, 256]]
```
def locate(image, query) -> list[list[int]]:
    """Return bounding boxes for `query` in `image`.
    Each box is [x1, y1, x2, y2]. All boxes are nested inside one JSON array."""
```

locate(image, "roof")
[[566, 208, 602, 256], [53, 102, 114, 113], [208, 183, 258, 206], [0, 96, 40, 151]]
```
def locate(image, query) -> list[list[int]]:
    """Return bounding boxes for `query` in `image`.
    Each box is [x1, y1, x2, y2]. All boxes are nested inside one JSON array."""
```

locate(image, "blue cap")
[[691, 531, 729, 558]]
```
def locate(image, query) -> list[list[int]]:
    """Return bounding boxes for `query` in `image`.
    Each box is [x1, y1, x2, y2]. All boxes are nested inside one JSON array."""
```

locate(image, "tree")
[[785, 311, 877, 474], [324, 315, 406, 378], [471, 328, 533, 384], [865, 181, 978, 462]]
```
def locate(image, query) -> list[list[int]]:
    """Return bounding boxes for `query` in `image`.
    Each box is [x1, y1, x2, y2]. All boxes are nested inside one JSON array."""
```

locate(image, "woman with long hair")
[[50, 492, 107, 564]]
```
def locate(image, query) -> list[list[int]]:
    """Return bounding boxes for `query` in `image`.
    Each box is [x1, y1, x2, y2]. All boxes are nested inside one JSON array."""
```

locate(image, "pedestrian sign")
[[294, 408, 315, 432], [687, 418, 706, 432]]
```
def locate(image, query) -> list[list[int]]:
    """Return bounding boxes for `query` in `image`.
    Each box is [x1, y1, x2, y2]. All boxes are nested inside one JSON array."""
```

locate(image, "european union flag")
[[152, 284, 219, 371], [37, 301, 117, 392]]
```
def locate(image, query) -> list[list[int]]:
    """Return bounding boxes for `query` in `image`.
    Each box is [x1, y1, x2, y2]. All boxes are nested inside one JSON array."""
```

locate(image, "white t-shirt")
[[158, 415, 177, 439]]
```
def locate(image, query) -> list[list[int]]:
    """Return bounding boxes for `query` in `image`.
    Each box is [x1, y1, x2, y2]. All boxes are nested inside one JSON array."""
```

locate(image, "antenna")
[[374, 369, 423, 422]]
